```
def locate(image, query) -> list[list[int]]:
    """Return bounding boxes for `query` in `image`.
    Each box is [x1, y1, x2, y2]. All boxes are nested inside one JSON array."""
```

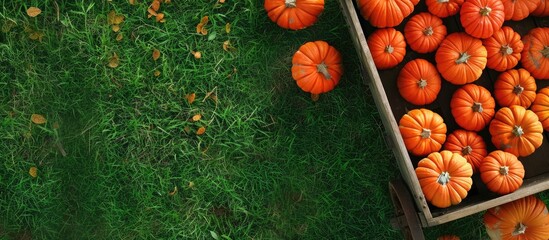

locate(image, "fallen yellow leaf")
[[129, 0, 136, 5], [27, 7, 42, 17], [152, 48, 161, 61], [29, 167, 38, 178], [108, 52, 119, 68], [154, 70, 161, 77], [219, 0, 226, 3], [225, 22, 231, 34], [150, 0, 161, 11], [107, 10, 116, 25], [192, 114, 202, 122], [223, 40, 232, 51], [186, 93, 196, 104], [196, 126, 206, 135], [116, 33, 123, 41], [155, 13, 165, 23], [196, 16, 209, 35], [147, 8, 157, 18], [191, 51, 201, 59], [28, 31, 45, 41], [111, 24, 120, 32], [31, 114, 47, 124], [168, 186, 178, 196], [188, 181, 195, 189], [113, 15, 125, 25]]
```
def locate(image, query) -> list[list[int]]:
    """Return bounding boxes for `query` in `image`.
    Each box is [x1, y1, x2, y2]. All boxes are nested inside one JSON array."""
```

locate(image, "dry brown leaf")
[[111, 24, 120, 32], [168, 186, 178, 196], [108, 52, 119, 68], [27, 7, 42, 17], [129, 0, 136, 5], [311, 93, 320, 102], [150, 0, 161, 11], [192, 114, 202, 122], [116, 33, 123, 41], [225, 22, 231, 34], [113, 15, 125, 25], [196, 16, 209, 35], [186, 93, 196, 104], [29, 167, 38, 178], [154, 70, 161, 77], [107, 10, 116, 25], [155, 13, 165, 22], [196, 126, 206, 135], [31, 114, 47, 124], [191, 51, 201, 59], [28, 31, 45, 41], [152, 48, 161, 61]]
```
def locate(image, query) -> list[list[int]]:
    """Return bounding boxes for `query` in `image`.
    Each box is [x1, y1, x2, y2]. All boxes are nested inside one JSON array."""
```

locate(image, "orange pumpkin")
[[494, 68, 537, 108], [444, 129, 487, 173], [460, 0, 505, 39], [435, 33, 487, 85], [484, 195, 549, 240], [397, 59, 442, 105], [404, 12, 448, 54], [264, 0, 325, 30], [483, 26, 524, 72], [450, 84, 496, 132], [501, 0, 541, 21], [426, 0, 465, 18], [531, 87, 549, 131], [480, 150, 525, 195], [489, 105, 544, 157], [367, 28, 406, 70], [415, 150, 473, 208], [437, 235, 460, 240], [357, 0, 415, 28], [399, 108, 447, 156], [521, 28, 549, 80], [532, 0, 549, 16], [291, 41, 343, 94]]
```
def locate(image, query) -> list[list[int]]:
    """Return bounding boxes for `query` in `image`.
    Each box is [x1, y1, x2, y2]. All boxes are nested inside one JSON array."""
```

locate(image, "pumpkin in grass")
[[494, 68, 537, 108], [444, 129, 487, 173], [531, 87, 549, 131], [397, 59, 442, 105], [426, 0, 465, 18], [521, 28, 549, 80], [291, 41, 343, 94], [484, 195, 549, 240], [489, 105, 543, 157], [450, 84, 496, 132], [532, 0, 549, 16], [399, 108, 447, 156], [480, 150, 524, 195], [435, 33, 487, 85], [264, 0, 325, 30], [460, 0, 505, 39], [357, 0, 414, 28], [415, 150, 473, 208], [483, 26, 524, 72], [404, 12, 448, 54], [367, 28, 406, 70], [501, 0, 541, 21]]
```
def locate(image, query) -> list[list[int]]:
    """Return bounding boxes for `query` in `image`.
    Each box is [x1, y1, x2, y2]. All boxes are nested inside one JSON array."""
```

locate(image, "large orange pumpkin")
[[435, 33, 487, 85], [426, 0, 465, 18], [532, 0, 549, 16], [531, 87, 549, 131], [357, 0, 415, 28], [480, 150, 525, 195], [493, 68, 537, 108], [404, 12, 448, 54], [484, 195, 549, 240], [399, 108, 447, 156], [450, 84, 496, 132], [367, 28, 407, 70], [501, 0, 541, 21], [483, 26, 524, 72], [415, 150, 473, 208], [521, 28, 549, 80], [397, 59, 442, 105], [264, 0, 325, 30], [460, 0, 505, 39], [291, 41, 343, 94], [444, 129, 487, 173], [489, 105, 544, 157]]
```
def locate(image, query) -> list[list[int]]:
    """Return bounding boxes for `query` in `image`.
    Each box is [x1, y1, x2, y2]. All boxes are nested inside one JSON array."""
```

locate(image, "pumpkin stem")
[[455, 52, 471, 64], [500, 45, 513, 55], [479, 6, 492, 16], [472, 102, 483, 113], [420, 128, 431, 138], [438, 0, 450, 2], [417, 79, 428, 89], [512, 222, 527, 236], [499, 166, 509, 175], [437, 171, 450, 185], [542, 46, 549, 58], [512, 125, 524, 137], [423, 26, 434, 36], [317, 62, 332, 80], [385, 45, 394, 54], [285, 0, 297, 7], [461, 146, 472, 155], [513, 85, 524, 95]]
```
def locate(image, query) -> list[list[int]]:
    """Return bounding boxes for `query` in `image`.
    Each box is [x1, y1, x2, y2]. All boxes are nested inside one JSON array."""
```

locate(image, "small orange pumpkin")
[[460, 0, 505, 39], [367, 28, 407, 70], [415, 150, 473, 208], [450, 84, 496, 132], [426, 0, 465, 18], [493, 68, 537, 108], [532, 0, 549, 16], [357, 0, 415, 28], [531, 87, 549, 131], [291, 41, 343, 94], [399, 108, 447, 156], [501, 0, 541, 21], [483, 26, 524, 72], [264, 0, 325, 30], [489, 105, 544, 157], [480, 150, 525, 195], [404, 12, 448, 54], [397, 59, 442, 105], [435, 33, 487, 85], [484, 195, 549, 240], [444, 129, 487, 173], [521, 28, 549, 80]]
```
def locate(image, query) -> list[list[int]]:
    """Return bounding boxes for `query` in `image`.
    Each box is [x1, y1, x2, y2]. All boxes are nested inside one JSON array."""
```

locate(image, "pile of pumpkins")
[[264, 0, 549, 239]]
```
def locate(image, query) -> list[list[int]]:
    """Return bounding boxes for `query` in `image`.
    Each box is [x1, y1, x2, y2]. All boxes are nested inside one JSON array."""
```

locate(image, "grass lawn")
[[2, 0, 548, 239]]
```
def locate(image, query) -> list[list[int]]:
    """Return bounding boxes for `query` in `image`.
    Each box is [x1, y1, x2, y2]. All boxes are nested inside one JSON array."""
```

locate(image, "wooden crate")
[[338, 0, 549, 227]]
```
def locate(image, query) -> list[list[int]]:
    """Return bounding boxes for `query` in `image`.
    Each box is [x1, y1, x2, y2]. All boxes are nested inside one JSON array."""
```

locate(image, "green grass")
[[1, 0, 547, 239]]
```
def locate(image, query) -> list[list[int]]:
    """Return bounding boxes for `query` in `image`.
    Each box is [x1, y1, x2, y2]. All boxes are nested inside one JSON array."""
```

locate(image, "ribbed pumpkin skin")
[[264, 0, 325, 30], [437, 235, 460, 240], [357, 0, 415, 28], [483, 26, 524, 72], [426, 0, 465, 18], [531, 87, 549, 131], [460, 0, 505, 39], [415, 150, 473, 208], [436, 33, 487, 85], [450, 84, 496, 132], [532, 0, 549, 16], [489, 105, 544, 157], [521, 28, 549, 80], [399, 108, 447, 156], [480, 150, 524, 195], [484, 196, 549, 240], [501, 0, 541, 21], [397, 59, 442, 105], [404, 12, 448, 54], [367, 28, 407, 70], [493, 68, 537, 108], [291, 41, 343, 94], [444, 129, 487, 173]]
